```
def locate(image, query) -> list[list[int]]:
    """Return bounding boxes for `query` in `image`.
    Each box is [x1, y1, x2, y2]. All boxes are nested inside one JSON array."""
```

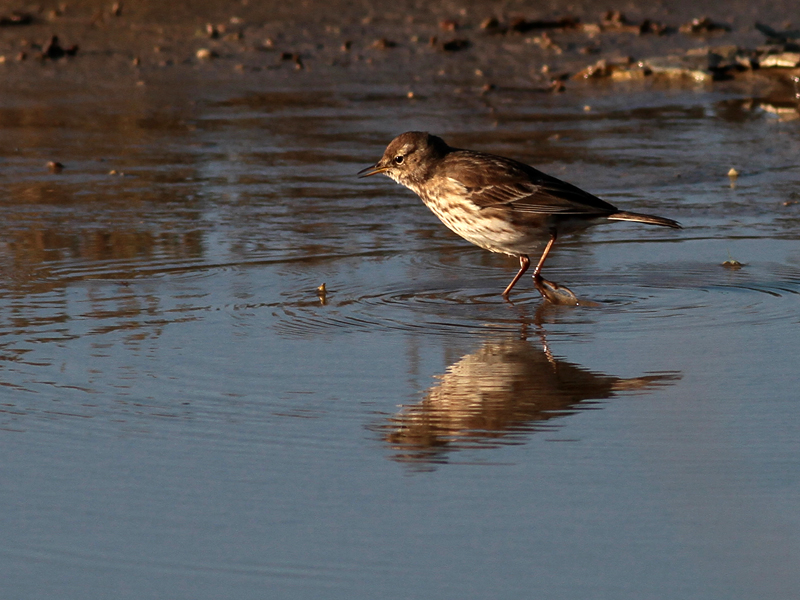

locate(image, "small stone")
[[371, 38, 396, 49], [581, 23, 602, 35], [758, 52, 800, 68], [441, 38, 470, 52], [480, 17, 500, 30], [680, 17, 731, 34], [641, 56, 712, 82], [42, 35, 78, 60], [722, 259, 743, 270], [196, 48, 218, 60], [47, 161, 64, 173], [610, 66, 650, 81], [0, 11, 34, 26], [439, 19, 458, 32], [574, 59, 612, 79]]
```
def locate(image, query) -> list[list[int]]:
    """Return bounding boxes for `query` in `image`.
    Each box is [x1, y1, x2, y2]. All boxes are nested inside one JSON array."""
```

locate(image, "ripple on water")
[[272, 282, 516, 339], [589, 260, 800, 330], [270, 258, 800, 338]]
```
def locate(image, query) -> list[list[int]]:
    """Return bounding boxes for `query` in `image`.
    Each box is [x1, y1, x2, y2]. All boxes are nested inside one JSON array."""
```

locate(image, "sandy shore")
[[1, 0, 798, 99]]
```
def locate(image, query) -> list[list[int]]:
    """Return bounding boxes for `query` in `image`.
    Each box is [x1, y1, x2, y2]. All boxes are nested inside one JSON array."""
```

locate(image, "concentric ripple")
[[269, 253, 800, 339], [272, 281, 522, 339]]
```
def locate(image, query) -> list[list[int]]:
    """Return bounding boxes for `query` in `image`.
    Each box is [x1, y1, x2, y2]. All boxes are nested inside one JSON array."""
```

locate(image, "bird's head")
[[358, 131, 450, 187]]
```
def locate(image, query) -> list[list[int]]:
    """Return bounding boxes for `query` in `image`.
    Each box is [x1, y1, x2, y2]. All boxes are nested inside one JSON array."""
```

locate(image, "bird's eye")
[[393, 155, 404, 165]]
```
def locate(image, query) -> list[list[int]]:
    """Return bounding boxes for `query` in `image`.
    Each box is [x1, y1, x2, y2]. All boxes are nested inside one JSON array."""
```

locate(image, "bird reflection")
[[378, 330, 679, 466]]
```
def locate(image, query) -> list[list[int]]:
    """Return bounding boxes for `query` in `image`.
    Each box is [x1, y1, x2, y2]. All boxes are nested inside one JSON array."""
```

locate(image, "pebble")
[[196, 48, 218, 60], [439, 20, 458, 32], [722, 259, 743, 270], [441, 39, 469, 52], [371, 38, 396, 49], [758, 52, 800, 68]]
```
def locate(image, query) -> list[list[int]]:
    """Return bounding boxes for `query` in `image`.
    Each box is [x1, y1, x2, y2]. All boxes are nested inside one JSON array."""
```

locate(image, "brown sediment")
[[0, 0, 794, 92]]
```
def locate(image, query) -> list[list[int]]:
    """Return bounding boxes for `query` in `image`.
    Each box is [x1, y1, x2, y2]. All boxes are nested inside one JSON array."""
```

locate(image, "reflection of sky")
[[1, 82, 799, 599]]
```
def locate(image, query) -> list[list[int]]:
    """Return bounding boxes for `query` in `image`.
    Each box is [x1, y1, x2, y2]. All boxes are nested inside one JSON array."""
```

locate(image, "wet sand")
[[2, 0, 798, 93]]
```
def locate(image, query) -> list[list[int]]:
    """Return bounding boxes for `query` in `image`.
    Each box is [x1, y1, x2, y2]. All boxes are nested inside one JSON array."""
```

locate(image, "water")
[[2, 71, 800, 599]]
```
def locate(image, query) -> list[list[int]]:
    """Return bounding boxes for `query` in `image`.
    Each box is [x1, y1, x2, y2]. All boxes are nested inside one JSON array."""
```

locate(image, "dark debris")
[[41, 36, 79, 60], [679, 17, 732, 34], [441, 38, 470, 52], [0, 11, 33, 26]]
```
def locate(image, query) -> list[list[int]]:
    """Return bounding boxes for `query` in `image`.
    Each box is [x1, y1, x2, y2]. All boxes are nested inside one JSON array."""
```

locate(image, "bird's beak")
[[357, 163, 388, 178]]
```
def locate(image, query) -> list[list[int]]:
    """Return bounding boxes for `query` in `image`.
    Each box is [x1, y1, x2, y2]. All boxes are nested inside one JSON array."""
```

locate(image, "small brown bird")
[[359, 131, 681, 298]]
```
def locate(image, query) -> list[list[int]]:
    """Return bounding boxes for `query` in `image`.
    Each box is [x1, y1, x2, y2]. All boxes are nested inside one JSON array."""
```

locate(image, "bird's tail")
[[608, 211, 682, 229]]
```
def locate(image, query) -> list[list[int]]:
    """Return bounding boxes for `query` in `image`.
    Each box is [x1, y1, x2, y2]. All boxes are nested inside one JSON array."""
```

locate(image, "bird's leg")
[[502, 255, 530, 297], [533, 232, 558, 280], [531, 231, 581, 304]]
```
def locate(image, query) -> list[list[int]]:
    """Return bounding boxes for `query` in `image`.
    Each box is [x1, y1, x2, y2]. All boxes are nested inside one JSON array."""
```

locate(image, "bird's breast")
[[415, 180, 550, 255]]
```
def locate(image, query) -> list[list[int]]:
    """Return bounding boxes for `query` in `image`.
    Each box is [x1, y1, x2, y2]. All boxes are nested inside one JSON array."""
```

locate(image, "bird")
[[358, 131, 681, 299]]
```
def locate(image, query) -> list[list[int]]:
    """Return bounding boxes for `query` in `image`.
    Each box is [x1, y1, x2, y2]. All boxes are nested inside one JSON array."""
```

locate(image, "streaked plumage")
[[359, 131, 681, 298]]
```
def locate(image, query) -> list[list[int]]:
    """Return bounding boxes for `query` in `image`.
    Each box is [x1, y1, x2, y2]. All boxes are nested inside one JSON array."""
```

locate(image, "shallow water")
[[2, 73, 800, 599]]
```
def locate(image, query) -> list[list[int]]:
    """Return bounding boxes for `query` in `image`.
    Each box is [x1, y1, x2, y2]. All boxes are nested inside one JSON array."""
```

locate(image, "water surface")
[[1, 73, 799, 599]]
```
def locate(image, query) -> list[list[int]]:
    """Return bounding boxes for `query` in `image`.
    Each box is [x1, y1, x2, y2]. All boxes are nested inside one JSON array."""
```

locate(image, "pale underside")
[[407, 176, 606, 256]]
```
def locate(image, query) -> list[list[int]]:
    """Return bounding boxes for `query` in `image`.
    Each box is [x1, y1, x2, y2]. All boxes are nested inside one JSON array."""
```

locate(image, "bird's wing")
[[444, 152, 617, 216], [467, 180, 614, 215]]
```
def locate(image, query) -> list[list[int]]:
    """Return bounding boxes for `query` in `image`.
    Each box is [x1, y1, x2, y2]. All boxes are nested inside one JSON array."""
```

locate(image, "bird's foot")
[[533, 275, 585, 306]]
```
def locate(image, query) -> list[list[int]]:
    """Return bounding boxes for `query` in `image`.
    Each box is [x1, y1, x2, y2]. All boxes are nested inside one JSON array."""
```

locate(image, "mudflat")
[[2, 0, 798, 98]]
